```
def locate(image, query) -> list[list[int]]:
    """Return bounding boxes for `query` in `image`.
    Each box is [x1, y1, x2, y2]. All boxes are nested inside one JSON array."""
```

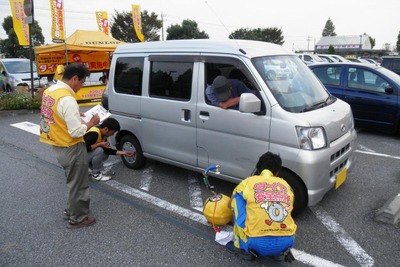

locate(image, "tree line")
[[1, 11, 399, 58], [0, 9, 284, 58]]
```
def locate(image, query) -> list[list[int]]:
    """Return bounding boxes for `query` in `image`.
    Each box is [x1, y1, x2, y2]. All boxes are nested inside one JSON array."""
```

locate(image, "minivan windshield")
[[252, 55, 334, 112], [3, 60, 37, 74]]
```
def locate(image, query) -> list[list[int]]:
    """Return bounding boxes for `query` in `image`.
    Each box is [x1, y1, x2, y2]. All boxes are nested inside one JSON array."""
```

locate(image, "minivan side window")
[[149, 61, 193, 101], [114, 57, 144, 96]]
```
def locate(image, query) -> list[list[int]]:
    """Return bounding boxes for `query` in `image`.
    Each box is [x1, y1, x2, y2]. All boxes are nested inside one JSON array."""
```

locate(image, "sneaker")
[[235, 248, 256, 261], [63, 209, 70, 220], [91, 172, 112, 181], [67, 216, 96, 229], [225, 241, 235, 253]]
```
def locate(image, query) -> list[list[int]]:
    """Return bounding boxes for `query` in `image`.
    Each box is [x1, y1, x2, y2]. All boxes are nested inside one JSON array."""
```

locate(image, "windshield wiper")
[[302, 96, 331, 112]]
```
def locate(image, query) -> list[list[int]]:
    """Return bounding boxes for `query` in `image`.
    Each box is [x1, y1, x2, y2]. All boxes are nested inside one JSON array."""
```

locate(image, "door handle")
[[182, 109, 191, 122], [199, 111, 209, 121]]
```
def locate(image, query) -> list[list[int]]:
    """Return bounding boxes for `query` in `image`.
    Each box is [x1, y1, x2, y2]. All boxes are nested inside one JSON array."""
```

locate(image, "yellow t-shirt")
[[53, 65, 65, 81], [232, 169, 297, 237]]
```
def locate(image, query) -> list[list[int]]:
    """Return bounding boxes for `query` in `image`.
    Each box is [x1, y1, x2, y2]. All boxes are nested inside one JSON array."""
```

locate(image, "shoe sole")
[[67, 220, 96, 229]]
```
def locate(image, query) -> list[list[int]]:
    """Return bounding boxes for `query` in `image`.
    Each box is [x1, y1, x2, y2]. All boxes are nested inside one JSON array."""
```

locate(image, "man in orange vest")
[[40, 63, 100, 229]]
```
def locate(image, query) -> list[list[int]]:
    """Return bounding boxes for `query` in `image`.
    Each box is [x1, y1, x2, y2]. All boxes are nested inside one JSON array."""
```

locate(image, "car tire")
[[120, 135, 146, 169], [279, 169, 308, 217]]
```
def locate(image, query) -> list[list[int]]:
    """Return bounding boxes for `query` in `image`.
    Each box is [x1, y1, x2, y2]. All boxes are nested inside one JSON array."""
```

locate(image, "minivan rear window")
[[149, 61, 193, 101], [114, 57, 144, 96]]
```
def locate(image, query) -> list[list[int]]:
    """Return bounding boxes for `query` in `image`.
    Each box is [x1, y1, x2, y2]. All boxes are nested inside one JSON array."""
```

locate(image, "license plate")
[[335, 168, 347, 189]]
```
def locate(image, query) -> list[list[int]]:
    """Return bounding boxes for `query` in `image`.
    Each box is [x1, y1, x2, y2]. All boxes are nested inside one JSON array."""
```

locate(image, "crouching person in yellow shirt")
[[84, 118, 134, 181], [227, 152, 297, 262]]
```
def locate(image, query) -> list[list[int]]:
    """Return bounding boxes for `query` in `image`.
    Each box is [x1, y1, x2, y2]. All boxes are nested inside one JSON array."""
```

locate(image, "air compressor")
[[202, 165, 233, 227]]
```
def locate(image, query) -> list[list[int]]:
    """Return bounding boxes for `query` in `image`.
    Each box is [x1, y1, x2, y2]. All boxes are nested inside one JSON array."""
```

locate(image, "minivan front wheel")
[[279, 169, 308, 217], [120, 135, 146, 169]]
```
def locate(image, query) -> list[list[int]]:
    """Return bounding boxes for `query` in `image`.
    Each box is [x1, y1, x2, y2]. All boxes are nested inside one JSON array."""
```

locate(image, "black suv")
[[381, 56, 400, 75]]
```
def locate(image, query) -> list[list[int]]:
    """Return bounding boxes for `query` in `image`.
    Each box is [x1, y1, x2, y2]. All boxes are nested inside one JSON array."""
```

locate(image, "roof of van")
[[114, 39, 292, 58]]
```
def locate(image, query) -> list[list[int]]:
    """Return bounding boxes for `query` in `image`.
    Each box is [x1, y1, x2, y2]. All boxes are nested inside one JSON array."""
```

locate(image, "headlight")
[[296, 126, 327, 150]]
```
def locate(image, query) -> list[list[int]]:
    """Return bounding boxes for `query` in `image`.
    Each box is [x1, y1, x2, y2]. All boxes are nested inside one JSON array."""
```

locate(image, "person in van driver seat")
[[206, 75, 254, 109]]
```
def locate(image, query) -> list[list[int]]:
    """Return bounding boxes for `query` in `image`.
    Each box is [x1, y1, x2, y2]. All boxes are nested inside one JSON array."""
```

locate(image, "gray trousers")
[[88, 147, 109, 174], [53, 142, 90, 223]]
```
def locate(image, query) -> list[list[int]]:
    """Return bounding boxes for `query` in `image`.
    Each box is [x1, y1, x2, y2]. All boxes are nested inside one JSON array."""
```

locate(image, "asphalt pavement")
[[1, 109, 400, 266]]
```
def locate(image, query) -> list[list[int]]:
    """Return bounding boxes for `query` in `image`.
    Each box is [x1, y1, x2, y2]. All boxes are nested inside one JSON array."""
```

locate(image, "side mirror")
[[239, 93, 261, 113], [385, 87, 394, 94]]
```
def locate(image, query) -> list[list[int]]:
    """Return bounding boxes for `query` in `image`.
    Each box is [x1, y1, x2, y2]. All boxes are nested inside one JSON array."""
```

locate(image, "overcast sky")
[[0, 0, 399, 52]]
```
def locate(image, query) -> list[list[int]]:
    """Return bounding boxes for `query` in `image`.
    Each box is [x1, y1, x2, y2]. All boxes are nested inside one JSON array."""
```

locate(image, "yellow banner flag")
[[95, 11, 109, 35], [8, 0, 30, 46], [131, 5, 144, 42], [50, 0, 65, 42]]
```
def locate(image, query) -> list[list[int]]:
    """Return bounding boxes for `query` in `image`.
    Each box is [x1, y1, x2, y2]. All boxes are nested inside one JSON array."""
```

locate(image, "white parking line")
[[12, 121, 367, 266], [107, 179, 209, 224], [311, 206, 374, 267], [355, 149, 400, 160], [139, 166, 154, 191], [106, 179, 346, 267], [188, 172, 204, 212], [11, 121, 40, 135]]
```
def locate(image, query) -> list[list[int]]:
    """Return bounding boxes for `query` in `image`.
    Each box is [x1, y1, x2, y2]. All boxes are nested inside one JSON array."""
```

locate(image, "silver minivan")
[[0, 58, 40, 92], [105, 40, 357, 215]]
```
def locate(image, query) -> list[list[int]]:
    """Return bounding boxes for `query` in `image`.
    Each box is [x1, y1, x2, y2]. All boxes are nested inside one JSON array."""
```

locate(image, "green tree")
[[328, 44, 335, 54], [368, 36, 376, 49], [229, 27, 284, 45], [110, 10, 162, 42], [0, 16, 44, 58], [322, 18, 336, 37], [396, 31, 400, 52], [166, 19, 209, 40]]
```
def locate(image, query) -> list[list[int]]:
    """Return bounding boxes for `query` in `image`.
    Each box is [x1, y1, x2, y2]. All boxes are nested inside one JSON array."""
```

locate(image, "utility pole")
[[23, 0, 35, 98], [307, 36, 312, 52], [161, 13, 166, 41]]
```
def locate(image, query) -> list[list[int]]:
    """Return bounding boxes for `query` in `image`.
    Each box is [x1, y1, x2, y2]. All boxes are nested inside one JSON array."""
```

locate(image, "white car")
[[263, 59, 293, 80], [317, 54, 339, 63], [329, 55, 351, 63], [0, 58, 41, 92], [297, 53, 325, 65]]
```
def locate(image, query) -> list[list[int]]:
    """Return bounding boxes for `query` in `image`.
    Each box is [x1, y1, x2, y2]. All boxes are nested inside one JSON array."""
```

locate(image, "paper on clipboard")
[[81, 104, 111, 123]]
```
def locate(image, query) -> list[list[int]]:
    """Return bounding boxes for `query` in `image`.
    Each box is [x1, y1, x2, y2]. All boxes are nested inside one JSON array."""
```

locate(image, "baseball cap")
[[212, 76, 231, 102]]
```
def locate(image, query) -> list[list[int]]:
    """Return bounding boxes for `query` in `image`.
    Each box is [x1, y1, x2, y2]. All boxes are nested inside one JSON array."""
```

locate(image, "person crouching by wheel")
[[84, 118, 134, 181], [227, 152, 297, 262]]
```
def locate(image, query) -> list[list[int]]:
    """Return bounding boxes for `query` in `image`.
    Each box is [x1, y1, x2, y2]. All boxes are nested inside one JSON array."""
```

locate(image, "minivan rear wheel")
[[279, 169, 308, 217], [120, 135, 146, 169]]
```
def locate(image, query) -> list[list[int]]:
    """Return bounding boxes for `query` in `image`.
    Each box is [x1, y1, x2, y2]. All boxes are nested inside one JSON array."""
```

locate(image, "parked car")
[[263, 58, 293, 80], [362, 58, 380, 65], [347, 58, 367, 63], [0, 58, 41, 92], [317, 54, 339, 63], [381, 56, 400, 75], [309, 62, 400, 132], [330, 55, 351, 63], [297, 53, 325, 65]]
